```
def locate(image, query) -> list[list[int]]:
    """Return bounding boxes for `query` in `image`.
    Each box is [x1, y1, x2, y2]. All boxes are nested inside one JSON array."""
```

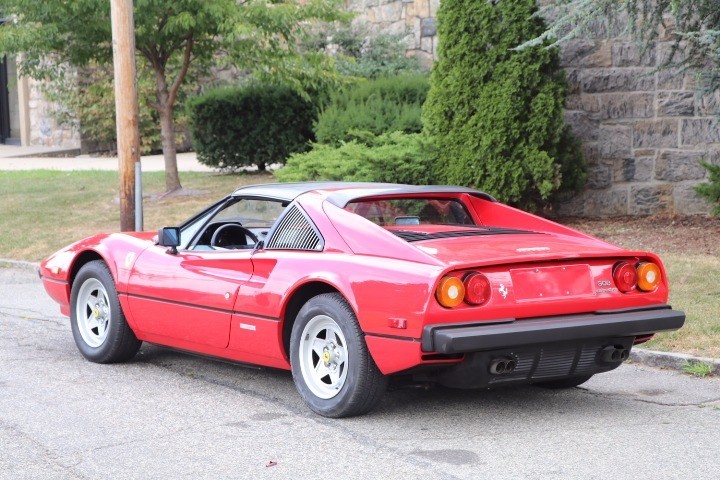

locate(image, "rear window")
[[346, 198, 475, 226]]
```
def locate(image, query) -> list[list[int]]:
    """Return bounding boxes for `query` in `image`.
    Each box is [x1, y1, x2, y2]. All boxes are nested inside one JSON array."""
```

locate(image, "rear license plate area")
[[510, 264, 594, 302]]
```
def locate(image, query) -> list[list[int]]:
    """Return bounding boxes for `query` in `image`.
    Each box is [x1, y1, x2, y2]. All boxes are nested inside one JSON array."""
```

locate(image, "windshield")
[[346, 198, 475, 226], [212, 198, 287, 228]]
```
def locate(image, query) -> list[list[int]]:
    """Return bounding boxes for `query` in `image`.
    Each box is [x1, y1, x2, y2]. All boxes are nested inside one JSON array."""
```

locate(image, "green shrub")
[[423, 0, 585, 211], [696, 161, 720, 215], [187, 84, 316, 171], [275, 132, 437, 185], [315, 74, 429, 146]]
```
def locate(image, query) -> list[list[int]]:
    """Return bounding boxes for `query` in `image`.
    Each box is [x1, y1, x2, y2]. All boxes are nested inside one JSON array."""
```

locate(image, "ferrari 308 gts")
[[40, 182, 685, 417]]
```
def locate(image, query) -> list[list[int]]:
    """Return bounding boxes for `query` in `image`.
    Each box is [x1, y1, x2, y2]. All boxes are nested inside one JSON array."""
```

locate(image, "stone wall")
[[346, 0, 440, 68], [27, 77, 80, 149], [346, 0, 717, 216]]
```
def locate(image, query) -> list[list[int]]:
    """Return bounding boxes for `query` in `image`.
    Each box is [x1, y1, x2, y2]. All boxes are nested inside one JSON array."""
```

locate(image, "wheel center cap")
[[94, 308, 99, 318], [322, 350, 331, 363]]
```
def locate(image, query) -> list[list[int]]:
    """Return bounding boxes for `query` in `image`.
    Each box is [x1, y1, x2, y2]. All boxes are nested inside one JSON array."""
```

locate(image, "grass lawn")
[[1, 170, 717, 358], [637, 253, 720, 358], [0, 170, 273, 261]]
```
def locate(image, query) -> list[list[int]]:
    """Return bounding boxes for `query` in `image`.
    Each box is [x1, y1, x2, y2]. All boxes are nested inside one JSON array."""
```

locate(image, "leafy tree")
[[423, 0, 584, 210], [0, 0, 346, 192]]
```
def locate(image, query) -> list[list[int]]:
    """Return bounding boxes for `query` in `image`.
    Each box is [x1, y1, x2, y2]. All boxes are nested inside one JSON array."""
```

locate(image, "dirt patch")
[[560, 214, 720, 256]]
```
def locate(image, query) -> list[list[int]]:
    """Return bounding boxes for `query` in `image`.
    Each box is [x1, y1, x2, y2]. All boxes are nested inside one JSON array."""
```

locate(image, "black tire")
[[290, 293, 388, 418], [535, 375, 594, 389], [70, 260, 141, 363]]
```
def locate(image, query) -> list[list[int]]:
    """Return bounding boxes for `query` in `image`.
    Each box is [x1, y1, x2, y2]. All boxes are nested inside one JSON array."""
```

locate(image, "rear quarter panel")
[[246, 251, 442, 338]]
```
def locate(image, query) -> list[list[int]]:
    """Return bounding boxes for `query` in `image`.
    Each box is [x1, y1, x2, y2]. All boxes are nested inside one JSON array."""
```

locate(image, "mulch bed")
[[560, 215, 720, 256]]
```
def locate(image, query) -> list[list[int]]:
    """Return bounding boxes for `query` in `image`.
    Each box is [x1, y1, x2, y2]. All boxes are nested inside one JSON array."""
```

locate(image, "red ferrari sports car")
[[40, 182, 685, 417]]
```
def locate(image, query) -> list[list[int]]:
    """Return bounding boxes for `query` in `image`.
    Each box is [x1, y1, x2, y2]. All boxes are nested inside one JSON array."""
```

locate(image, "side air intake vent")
[[266, 205, 323, 251]]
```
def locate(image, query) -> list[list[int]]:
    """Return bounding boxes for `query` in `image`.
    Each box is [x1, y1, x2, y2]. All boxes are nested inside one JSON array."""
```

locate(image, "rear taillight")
[[463, 272, 491, 306], [436, 276, 465, 308], [613, 262, 638, 293], [636, 262, 661, 291]]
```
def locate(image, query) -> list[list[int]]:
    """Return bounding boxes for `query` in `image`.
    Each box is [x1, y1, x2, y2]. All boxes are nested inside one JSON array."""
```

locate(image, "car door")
[[125, 246, 253, 350], [124, 196, 288, 351]]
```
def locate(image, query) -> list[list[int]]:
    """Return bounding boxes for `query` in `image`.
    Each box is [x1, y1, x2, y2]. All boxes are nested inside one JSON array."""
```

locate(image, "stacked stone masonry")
[[346, 0, 717, 216], [28, 77, 80, 148]]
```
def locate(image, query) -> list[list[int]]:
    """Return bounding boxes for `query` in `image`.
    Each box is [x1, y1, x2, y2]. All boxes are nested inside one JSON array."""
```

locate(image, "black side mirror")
[[158, 227, 181, 254]]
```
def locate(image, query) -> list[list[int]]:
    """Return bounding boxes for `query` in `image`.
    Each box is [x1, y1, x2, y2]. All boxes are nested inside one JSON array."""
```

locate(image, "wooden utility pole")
[[110, 0, 141, 231]]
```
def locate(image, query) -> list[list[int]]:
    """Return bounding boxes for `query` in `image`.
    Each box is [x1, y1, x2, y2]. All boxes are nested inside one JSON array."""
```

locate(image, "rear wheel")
[[70, 260, 141, 363], [290, 293, 387, 418], [535, 375, 594, 389]]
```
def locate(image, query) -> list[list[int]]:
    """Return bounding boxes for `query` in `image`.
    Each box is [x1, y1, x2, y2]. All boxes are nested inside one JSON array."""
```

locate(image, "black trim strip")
[[365, 332, 420, 342], [41, 276, 68, 285], [125, 292, 280, 321]]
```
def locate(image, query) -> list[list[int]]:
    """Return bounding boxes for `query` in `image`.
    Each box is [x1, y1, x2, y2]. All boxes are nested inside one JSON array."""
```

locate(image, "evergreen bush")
[[306, 24, 424, 79], [274, 132, 437, 185], [423, 0, 585, 210], [315, 74, 429, 146], [696, 162, 720, 215], [187, 84, 315, 171]]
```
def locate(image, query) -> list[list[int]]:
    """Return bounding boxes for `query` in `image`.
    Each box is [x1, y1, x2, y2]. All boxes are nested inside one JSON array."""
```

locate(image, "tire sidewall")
[[70, 261, 124, 362], [290, 295, 365, 417]]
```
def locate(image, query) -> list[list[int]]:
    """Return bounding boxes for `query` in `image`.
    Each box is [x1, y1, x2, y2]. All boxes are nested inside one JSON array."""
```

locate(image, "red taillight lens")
[[613, 262, 638, 293], [464, 272, 491, 305]]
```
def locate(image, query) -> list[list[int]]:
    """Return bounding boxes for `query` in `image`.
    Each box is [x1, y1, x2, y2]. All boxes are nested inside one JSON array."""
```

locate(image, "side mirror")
[[158, 227, 181, 254]]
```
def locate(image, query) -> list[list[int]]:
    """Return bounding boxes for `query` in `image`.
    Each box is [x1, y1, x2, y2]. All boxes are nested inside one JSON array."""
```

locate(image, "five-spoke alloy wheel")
[[70, 260, 141, 363], [75, 277, 111, 348], [298, 314, 349, 399], [290, 293, 387, 418]]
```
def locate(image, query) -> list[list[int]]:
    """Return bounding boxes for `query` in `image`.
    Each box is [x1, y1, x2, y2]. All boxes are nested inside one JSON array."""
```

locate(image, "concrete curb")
[[0, 259, 40, 270], [1, 258, 717, 376], [631, 348, 720, 375]]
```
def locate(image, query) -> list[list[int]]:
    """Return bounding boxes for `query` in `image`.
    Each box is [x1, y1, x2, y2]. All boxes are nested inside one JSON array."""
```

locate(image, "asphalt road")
[[1, 266, 719, 480]]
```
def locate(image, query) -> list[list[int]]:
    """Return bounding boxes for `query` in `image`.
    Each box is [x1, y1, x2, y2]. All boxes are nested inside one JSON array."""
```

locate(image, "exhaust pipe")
[[505, 359, 517, 373], [489, 359, 507, 375], [601, 346, 631, 363], [489, 357, 516, 375]]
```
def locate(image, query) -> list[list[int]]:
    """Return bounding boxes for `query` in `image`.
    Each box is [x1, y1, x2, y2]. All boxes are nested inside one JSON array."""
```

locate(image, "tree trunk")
[[155, 77, 182, 193]]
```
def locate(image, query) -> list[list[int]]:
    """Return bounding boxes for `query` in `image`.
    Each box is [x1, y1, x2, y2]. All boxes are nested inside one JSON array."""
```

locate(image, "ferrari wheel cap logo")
[[322, 351, 331, 363]]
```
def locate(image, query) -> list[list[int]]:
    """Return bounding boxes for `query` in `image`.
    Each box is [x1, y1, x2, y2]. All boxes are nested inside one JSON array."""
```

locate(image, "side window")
[[179, 207, 220, 249], [191, 198, 288, 250]]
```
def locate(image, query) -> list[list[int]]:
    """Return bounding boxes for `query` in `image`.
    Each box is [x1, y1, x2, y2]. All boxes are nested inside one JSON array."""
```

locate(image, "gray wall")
[[346, 0, 717, 216]]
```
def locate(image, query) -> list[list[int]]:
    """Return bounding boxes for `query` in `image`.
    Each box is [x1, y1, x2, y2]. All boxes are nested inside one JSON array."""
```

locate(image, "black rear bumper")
[[422, 305, 685, 354]]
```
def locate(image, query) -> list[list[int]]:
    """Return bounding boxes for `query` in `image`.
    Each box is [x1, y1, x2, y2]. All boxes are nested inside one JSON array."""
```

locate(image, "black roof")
[[232, 182, 497, 206]]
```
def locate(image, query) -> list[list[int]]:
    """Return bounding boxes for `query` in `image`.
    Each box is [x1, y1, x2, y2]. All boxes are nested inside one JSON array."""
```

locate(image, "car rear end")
[[418, 251, 684, 388], [327, 190, 685, 388]]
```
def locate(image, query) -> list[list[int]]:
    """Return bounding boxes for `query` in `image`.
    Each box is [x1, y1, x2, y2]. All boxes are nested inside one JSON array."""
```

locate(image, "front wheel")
[[290, 293, 387, 418], [70, 260, 141, 363]]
